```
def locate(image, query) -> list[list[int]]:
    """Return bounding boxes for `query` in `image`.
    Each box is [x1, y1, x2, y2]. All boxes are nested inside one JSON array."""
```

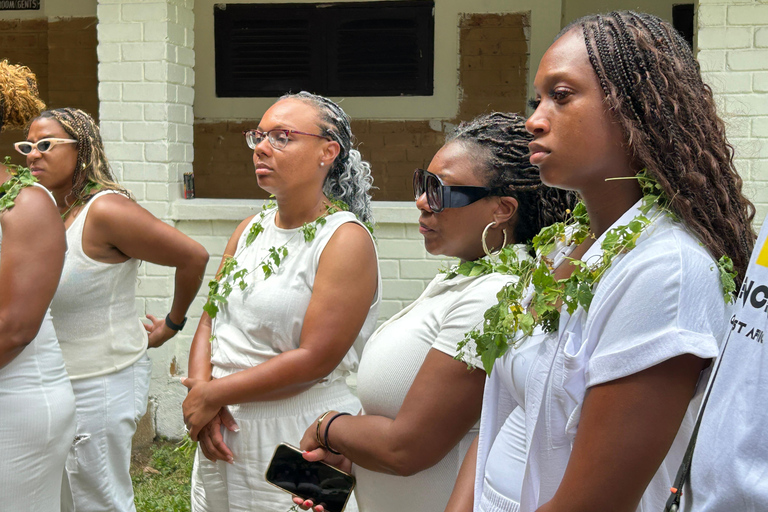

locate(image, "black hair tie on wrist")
[[165, 314, 187, 331], [324, 412, 351, 455]]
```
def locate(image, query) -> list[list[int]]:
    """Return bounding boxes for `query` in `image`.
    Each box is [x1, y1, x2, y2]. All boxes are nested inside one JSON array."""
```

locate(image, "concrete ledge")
[[171, 199, 420, 224]]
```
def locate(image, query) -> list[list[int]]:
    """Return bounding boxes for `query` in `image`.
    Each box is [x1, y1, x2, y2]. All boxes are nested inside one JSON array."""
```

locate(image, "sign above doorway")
[[0, 0, 41, 10]]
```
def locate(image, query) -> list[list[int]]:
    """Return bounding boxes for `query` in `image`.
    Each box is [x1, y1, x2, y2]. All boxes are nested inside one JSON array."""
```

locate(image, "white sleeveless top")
[[0, 183, 71, 385], [210, 208, 380, 382], [50, 190, 147, 380]]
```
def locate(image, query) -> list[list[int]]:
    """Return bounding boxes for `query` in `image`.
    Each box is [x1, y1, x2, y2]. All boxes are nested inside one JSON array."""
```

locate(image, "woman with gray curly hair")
[[182, 91, 381, 511]]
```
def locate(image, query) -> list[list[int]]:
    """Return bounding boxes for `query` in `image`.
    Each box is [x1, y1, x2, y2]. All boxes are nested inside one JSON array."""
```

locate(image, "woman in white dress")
[[0, 60, 76, 511], [294, 113, 576, 512], [181, 91, 381, 512], [21, 107, 209, 512], [450, 11, 756, 512]]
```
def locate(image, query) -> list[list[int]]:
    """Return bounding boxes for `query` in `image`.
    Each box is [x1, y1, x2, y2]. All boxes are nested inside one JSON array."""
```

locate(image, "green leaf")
[[245, 223, 264, 247]]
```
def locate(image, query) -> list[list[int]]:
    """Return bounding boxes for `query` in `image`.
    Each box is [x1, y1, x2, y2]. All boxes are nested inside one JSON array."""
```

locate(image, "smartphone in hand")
[[265, 443, 356, 512]]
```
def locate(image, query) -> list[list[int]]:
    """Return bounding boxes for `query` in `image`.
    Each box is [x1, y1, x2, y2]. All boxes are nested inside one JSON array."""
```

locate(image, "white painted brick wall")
[[699, 0, 768, 223], [98, 0, 766, 440], [96, 0, 196, 437]]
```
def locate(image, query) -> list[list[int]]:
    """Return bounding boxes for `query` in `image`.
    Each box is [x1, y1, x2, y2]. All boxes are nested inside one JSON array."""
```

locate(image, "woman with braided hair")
[[20, 107, 209, 512], [449, 11, 755, 512], [293, 112, 575, 512], [0, 61, 76, 511]]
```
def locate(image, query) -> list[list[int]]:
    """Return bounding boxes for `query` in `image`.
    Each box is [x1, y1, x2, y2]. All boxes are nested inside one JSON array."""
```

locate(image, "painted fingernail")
[[233, 426, 240, 432]]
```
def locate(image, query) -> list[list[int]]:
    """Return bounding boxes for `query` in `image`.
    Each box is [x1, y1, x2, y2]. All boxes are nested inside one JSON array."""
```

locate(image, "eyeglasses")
[[243, 129, 330, 150], [14, 138, 77, 155], [413, 168, 495, 213]]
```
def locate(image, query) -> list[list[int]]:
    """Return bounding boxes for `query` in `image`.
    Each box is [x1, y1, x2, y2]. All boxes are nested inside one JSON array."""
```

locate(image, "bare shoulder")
[[328, 221, 374, 248], [87, 191, 137, 215], [322, 221, 376, 270], [85, 191, 153, 227], [4, 185, 59, 221]]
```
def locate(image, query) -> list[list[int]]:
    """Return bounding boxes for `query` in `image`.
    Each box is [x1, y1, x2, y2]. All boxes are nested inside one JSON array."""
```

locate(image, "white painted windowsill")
[[171, 199, 420, 224]]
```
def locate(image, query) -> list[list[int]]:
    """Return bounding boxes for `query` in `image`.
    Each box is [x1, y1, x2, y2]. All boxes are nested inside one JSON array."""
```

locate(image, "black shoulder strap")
[[663, 325, 735, 512]]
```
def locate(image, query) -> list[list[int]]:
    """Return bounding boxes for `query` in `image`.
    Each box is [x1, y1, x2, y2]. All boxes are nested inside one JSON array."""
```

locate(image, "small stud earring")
[[320, 162, 325, 167]]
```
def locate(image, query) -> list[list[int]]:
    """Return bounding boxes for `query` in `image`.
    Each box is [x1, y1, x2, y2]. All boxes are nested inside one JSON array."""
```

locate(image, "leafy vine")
[[456, 170, 737, 374], [0, 157, 37, 212], [202, 199, 355, 336]]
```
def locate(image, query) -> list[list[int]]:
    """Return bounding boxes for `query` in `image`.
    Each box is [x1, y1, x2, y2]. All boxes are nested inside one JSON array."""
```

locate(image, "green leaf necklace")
[[457, 170, 737, 374], [203, 199, 355, 341], [0, 157, 38, 213]]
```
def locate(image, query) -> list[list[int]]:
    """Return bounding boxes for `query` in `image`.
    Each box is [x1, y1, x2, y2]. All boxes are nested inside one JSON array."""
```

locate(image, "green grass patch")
[[131, 439, 194, 512]]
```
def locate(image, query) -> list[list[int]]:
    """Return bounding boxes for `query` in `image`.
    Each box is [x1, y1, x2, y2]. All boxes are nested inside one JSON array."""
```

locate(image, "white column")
[[698, 0, 768, 223], [96, 0, 195, 438]]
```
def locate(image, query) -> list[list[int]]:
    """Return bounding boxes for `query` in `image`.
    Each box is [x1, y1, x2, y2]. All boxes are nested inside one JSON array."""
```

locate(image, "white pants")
[[61, 354, 152, 512], [192, 380, 361, 512], [0, 319, 76, 511]]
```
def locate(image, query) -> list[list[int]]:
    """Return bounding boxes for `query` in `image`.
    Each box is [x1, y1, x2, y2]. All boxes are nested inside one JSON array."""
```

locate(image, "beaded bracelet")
[[323, 412, 351, 455], [315, 410, 334, 448]]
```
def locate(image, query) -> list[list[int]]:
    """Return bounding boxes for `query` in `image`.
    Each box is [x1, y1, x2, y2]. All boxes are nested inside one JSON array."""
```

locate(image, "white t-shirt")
[[485, 202, 724, 512], [353, 251, 523, 512], [476, 333, 550, 512], [684, 216, 768, 511]]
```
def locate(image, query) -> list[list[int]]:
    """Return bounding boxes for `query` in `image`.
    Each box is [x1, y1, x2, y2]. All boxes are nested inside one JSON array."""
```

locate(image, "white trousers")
[[0, 321, 76, 511], [61, 354, 152, 512], [191, 380, 361, 512]]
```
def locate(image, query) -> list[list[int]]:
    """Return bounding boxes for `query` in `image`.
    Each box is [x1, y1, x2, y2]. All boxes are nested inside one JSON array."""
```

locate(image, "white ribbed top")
[[50, 190, 146, 380]]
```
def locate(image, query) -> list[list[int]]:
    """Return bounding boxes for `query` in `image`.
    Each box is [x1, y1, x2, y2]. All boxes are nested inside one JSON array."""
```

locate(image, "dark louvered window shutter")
[[214, 1, 434, 98]]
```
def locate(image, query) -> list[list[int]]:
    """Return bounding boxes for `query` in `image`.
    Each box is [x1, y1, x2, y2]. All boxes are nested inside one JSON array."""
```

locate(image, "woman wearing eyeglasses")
[[0, 61, 76, 511], [20, 107, 209, 512], [292, 112, 575, 512], [180, 91, 380, 511]]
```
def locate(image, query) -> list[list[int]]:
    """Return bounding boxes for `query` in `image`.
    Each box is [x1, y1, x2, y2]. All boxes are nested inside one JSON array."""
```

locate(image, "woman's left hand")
[[144, 314, 176, 348], [181, 377, 220, 440]]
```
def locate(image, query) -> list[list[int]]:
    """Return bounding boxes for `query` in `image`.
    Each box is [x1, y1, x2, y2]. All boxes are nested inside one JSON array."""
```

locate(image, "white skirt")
[[192, 379, 361, 512]]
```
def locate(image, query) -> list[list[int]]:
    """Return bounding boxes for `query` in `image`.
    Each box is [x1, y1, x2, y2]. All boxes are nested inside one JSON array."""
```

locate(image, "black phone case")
[[264, 443, 356, 512]]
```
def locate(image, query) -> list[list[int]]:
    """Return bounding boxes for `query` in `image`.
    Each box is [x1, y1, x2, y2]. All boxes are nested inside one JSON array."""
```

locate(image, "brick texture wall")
[[0, 17, 98, 165], [193, 12, 530, 200], [698, 0, 768, 222]]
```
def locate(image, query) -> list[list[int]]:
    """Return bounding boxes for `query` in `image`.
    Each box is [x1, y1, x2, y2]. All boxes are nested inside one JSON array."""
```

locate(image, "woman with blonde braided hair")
[[447, 11, 755, 512], [19, 107, 209, 512], [0, 62, 76, 510]]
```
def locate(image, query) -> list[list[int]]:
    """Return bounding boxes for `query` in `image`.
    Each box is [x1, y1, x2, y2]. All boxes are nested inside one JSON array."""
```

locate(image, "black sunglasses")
[[412, 168, 494, 212]]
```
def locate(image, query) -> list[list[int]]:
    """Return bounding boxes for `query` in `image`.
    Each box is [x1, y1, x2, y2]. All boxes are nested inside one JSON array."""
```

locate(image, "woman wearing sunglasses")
[[293, 112, 575, 512], [0, 61, 76, 511], [181, 92, 379, 511], [20, 107, 209, 512]]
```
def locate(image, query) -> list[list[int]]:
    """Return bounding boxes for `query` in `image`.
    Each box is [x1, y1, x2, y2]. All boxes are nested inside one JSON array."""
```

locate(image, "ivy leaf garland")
[[455, 170, 738, 375], [202, 199, 354, 339], [0, 157, 38, 212]]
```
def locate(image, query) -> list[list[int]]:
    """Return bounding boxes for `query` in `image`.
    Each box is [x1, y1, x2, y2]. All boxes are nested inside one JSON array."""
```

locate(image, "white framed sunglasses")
[[14, 138, 77, 155]]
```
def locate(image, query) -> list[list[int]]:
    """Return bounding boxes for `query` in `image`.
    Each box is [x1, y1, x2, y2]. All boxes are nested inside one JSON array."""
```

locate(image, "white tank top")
[[50, 190, 147, 380], [0, 183, 71, 384], [210, 207, 381, 382]]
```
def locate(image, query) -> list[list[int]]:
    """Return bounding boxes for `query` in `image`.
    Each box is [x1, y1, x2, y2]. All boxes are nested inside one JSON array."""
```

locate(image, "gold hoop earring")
[[482, 222, 507, 257]]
